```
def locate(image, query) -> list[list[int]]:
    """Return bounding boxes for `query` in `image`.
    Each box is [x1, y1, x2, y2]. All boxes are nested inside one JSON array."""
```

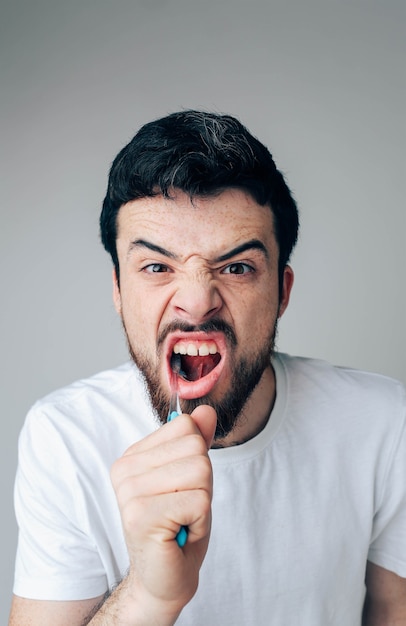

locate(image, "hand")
[[110, 405, 217, 618]]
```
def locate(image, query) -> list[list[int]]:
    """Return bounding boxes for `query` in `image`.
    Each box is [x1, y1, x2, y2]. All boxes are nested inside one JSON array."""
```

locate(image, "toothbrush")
[[167, 355, 188, 547], [168, 353, 187, 420], [168, 387, 181, 422]]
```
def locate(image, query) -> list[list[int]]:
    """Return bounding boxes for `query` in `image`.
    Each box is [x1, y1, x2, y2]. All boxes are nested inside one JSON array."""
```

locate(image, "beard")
[[124, 318, 278, 442]]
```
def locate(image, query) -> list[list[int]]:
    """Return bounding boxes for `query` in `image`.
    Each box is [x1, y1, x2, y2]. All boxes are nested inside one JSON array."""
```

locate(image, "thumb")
[[190, 405, 217, 449]]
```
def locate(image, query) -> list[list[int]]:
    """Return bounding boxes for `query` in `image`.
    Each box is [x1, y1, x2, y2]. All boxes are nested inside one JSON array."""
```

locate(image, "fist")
[[110, 405, 217, 609]]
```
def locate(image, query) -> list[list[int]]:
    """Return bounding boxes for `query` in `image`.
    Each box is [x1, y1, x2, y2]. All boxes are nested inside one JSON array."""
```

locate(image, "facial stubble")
[[123, 318, 278, 442]]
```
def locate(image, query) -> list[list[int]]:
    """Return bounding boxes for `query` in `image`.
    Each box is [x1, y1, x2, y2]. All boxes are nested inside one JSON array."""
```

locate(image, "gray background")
[[1, 0, 405, 619]]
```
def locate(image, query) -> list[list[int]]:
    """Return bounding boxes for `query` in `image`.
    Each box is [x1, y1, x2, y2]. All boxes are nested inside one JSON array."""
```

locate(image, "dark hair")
[[100, 110, 299, 292]]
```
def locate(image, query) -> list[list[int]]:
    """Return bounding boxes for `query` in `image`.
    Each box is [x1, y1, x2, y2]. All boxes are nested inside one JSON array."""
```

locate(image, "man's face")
[[113, 189, 293, 441]]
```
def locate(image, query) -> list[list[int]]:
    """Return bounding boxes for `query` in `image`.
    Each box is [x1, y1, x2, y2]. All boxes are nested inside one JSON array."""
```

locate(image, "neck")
[[211, 364, 276, 448]]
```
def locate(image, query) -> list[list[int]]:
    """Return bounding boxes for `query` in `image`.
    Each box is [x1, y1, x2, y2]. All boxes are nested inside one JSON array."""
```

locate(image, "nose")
[[171, 272, 223, 324]]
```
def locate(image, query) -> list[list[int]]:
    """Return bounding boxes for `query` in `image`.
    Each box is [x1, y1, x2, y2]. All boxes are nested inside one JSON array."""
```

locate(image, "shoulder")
[[19, 362, 155, 458], [31, 361, 137, 410], [276, 352, 405, 408], [274, 352, 406, 445]]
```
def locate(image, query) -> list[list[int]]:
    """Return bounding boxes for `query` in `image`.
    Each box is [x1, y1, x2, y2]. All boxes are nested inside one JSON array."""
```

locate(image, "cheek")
[[120, 286, 165, 347], [119, 290, 147, 334], [235, 294, 279, 348], [238, 287, 278, 324]]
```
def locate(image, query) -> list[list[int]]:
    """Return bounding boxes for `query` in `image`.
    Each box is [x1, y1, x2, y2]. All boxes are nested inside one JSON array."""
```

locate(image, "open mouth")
[[170, 340, 222, 382]]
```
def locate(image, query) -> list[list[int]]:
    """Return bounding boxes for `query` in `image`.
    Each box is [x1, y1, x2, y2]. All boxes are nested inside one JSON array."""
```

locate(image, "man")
[[9, 111, 406, 625]]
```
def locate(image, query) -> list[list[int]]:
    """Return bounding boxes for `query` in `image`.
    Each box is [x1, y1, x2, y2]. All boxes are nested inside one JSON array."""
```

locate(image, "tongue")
[[180, 354, 220, 381]]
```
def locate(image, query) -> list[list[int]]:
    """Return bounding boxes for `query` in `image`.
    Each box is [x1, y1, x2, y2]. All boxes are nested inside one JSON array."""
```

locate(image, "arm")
[[8, 595, 105, 626], [9, 405, 216, 626], [362, 561, 406, 626]]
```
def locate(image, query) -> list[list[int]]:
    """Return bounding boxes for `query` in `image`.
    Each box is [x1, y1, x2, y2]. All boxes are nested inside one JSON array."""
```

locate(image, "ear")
[[278, 265, 294, 318], [112, 267, 122, 314]]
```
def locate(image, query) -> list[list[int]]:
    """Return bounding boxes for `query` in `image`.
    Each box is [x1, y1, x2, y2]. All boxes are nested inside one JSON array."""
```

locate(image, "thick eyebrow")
[[128, 239, 178, 260], [128, 237, 269, 263], [215, 239, 269, 263]]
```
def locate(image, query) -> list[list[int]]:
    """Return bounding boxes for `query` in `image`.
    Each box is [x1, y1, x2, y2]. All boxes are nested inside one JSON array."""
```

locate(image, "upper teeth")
[[173, 341, 218, 357]]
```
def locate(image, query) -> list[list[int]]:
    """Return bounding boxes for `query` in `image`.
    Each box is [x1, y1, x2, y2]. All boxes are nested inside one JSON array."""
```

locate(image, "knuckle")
[[186, 433, 209, 456], [197, 455, 213, 485], [185, 454, 212, 488], [189, 489, 212, 528], [120, 495, 145, 533]]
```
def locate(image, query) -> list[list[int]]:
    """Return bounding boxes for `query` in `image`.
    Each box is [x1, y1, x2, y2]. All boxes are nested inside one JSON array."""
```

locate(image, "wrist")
[[124, 575, 184, 626], [87, 573, 183, 626]]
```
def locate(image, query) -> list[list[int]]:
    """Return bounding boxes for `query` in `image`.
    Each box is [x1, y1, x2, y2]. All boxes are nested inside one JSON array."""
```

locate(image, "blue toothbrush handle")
[[167, 408, 189, 547], [175, 525, 188, 547]]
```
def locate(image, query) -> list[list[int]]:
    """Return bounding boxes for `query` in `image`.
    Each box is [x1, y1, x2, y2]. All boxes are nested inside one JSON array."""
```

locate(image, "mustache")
[[157, 319, 237, 351]]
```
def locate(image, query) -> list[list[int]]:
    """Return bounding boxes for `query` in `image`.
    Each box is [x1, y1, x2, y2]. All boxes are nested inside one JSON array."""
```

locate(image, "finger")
[[122, 488, 212, 546], [116, 452, 212, 502], [113, 431, 209, 485], [189, 405, 217, 449], [122, 413, 204, 457]]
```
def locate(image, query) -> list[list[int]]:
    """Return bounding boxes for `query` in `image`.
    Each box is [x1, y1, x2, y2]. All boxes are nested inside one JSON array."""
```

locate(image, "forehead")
[[116, 189, 277, 257]]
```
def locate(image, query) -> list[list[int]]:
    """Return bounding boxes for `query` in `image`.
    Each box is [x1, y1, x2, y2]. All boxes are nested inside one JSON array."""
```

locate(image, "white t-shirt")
[[13, 353, 406, 625]]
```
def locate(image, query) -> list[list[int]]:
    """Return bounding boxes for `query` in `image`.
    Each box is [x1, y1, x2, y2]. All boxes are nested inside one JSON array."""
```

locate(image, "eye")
[[222, 262, 254, 275], [143, 263, 170, 273]]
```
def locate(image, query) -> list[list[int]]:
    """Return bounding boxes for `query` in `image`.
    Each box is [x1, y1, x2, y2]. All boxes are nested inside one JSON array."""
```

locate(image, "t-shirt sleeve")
[[13, 406, 109, 601], [368, 384, 406, 578]]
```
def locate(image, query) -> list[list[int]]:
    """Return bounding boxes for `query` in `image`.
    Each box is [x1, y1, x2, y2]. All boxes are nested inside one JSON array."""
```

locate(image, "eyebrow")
[[215, 239, 269, 262], [128, 238, 269, 262], [128, 239, 178, 259]]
